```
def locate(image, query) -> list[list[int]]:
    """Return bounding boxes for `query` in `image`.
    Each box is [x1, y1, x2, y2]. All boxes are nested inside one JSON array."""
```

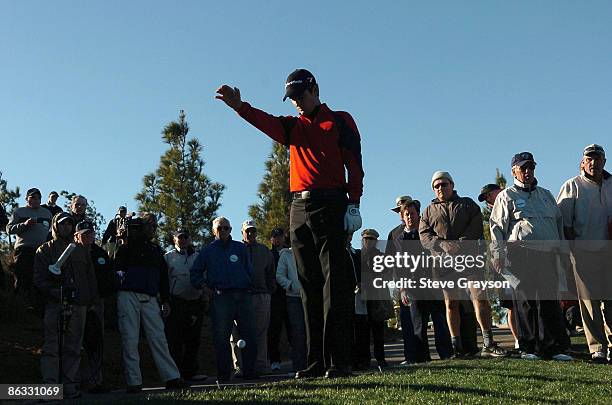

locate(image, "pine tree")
[[248, 142, 290, 245], [0, 171, 20, 251], [136, 110, 224, 248]]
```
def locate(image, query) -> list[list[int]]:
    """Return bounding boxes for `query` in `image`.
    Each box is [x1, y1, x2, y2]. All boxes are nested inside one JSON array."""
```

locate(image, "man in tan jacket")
[[34, 212, 99, 399], [557, 144, 612, 363], [420, 171, 507, 358]]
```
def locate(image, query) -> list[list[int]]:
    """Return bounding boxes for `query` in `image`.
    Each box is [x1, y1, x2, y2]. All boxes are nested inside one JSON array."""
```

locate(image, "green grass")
[[102, 357, 612, 405]]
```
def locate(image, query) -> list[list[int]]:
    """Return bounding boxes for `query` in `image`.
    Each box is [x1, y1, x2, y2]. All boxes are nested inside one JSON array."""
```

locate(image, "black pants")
[[165, 296, 204, 379], [509, 248, 566, 357], [290, 195, 354, 370], [13, 246, 36, 294], [353, 315, 385, 368], [410, 300, 453, 361], [268, 286, 289, 364]]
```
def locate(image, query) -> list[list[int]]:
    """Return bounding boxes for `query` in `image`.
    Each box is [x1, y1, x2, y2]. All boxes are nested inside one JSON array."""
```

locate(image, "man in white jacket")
[[164, 228, 206, 381], [557, 144, 612, 363], [490, 152, 572, 361], [276, 248, 307, 372]]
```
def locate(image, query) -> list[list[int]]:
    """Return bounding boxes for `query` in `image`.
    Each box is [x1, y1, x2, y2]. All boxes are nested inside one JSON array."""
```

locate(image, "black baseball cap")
[[270, 228, 284, 237], [49, 191, 59, 197], [511, 152, 536, 167], [26, 188, 42, 198], [478, 184, 501, 202], [75, 220, 95, 234], [583, 144, 605, 158], [283, 69, 316, 101], [174, 228, 190, 238], [118, 206, 127, 213]]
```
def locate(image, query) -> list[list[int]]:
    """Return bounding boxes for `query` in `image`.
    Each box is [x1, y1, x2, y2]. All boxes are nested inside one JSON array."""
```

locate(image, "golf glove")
[[344, 203, 362, 233]]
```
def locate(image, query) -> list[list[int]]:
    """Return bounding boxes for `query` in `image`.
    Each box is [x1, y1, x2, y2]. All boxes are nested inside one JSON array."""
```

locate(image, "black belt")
[[292, 189, 345, 200]]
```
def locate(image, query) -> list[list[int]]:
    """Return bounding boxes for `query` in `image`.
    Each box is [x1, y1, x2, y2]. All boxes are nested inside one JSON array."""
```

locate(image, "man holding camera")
[[114, 213, 185, 392], [33, 212, 99, 399]]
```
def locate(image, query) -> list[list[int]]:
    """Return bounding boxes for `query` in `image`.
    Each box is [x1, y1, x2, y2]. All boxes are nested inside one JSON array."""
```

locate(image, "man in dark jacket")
[[114, 213, 184, 392], [268, 228, 289, 372], [41, 191, 63, 218], [190, 216, 257, 383], [74, 220, 115, 393], [33, 212, 98, 399], [420, 171, 507, 358], [394, 200, 452, 363]]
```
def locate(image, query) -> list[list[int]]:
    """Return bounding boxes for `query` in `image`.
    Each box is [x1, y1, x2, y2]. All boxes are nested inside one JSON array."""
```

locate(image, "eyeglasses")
[[433, 182, 450, 189], [217, 226, 230, 231], [518, 164, 536, 171]]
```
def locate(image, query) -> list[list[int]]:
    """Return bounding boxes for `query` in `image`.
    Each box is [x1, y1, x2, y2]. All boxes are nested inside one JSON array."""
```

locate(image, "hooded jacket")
[[33, 212, 99, 306]]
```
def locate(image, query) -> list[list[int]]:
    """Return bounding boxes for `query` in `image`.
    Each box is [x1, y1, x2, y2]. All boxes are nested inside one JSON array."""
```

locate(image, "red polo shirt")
[[237, 102, 364, 203]]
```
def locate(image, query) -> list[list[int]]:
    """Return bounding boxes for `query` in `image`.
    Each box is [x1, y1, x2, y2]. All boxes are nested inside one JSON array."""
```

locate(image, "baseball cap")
[[174, 228, 190, 238], [49, 191, 59, 197], [391, 195, 412, 212], [242, 220, 257, 232], [283, 69, 316, 101], [361, 228, 380, 239], [75, 220, 95, 234], [118, 206, 127, 213], [511, 152, 536, 167], [583, 144, 605, 158], [431, 171, 454, 189], [478, 184, 502, 202], [26, 188, 42, 198], [57, 214, 74, 224], [270, 228, 284, 237]]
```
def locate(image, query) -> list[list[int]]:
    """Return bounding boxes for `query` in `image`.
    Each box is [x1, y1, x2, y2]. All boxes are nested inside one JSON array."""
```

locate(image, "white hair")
[[212, 216, 230, 230]]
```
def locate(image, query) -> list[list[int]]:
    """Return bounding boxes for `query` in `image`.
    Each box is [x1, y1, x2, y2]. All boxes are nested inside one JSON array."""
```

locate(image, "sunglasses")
[[217, 226, 230, 231], [518, 164, 536, 171], [433, 182, 450, 189]]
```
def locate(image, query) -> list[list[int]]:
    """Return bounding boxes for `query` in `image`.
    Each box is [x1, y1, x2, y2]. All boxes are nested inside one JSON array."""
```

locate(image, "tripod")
[[57, 284, 73, 384]]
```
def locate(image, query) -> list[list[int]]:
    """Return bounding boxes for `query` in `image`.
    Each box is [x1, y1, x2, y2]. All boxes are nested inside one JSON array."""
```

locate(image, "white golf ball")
[[237, 339, 246, 349]]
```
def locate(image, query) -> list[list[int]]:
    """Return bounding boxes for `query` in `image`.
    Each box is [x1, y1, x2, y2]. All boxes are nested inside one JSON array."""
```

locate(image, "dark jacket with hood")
[[33, 212, 99, 306]]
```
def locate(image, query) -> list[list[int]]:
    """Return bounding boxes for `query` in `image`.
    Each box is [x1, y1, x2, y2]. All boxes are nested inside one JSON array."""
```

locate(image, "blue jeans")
[[286, 296, 307, 371], [211, 291, 257, 379]]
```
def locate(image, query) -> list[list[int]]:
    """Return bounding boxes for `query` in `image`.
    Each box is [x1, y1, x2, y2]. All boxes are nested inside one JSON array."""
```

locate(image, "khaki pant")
[[117, 291, 180, 386], [231, 293, 271, 372], [573, 249, 612, 354], [41, 303, 87, 396]]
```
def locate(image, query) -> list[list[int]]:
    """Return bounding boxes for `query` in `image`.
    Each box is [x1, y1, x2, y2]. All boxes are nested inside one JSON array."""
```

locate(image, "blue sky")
[[2, 1, 611, 243]]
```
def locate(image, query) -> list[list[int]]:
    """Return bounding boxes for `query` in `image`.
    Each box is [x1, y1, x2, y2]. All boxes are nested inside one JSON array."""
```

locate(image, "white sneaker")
[[271, 362, 281, 371], [591, 352, 608, 364], [399, 360, 413, 367], [552, 353, 573, 362], [520, 352, 540, 360]]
